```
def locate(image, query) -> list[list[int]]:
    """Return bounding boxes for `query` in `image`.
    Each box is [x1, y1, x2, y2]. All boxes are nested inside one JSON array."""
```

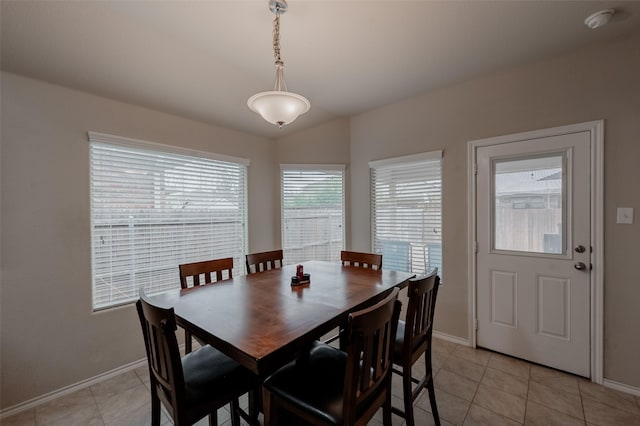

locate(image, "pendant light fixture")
[[247, 0, 310, 128]]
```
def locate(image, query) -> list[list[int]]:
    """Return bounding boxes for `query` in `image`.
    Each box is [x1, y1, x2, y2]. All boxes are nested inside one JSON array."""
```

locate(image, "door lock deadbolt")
[[574, 262, 587, 270]]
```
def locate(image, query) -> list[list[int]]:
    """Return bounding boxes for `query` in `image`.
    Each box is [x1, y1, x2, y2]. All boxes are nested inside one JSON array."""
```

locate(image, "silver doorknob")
[[574, 262, 587, 270]]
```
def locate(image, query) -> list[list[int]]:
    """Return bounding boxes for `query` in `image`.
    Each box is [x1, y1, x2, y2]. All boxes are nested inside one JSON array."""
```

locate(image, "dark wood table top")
[[149, 261, 414, 375]]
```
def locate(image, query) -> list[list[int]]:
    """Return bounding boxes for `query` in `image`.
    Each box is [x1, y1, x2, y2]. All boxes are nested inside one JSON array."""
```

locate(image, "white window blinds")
[[89, 132, 248, 310], [370, 151, 442, 276], [281, 165, 345, 265]]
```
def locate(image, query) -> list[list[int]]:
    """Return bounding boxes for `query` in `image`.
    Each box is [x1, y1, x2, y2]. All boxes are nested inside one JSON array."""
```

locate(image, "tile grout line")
[[475, 353, 526, 425], [460, 357, 485, 426], [88, 383, 105, 425], [578, 380, 588, 425], [523, 364, 531, 426]]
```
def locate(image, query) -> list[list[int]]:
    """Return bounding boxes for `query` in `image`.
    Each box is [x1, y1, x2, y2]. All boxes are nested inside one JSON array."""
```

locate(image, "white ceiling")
[[2, 1, 640, 139]]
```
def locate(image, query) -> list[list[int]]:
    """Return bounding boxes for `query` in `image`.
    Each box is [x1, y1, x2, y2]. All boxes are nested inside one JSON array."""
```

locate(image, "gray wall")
[[347, 33, 639, 388], [0, 72, 278, 408]]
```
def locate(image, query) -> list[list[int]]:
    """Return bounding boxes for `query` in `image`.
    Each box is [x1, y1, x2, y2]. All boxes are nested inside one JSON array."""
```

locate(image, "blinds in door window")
[[281, 165, 345, 265], [370, 151, 442, 276], [89, 132, 248, 310]]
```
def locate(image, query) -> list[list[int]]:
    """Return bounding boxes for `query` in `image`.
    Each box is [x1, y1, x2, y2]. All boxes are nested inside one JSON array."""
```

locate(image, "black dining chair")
[[391, 269, 441, 426], [263, 287, 401, 426], [179, 257, 234, 289], [340, 250, 383, 270], [325, 250, 384, 347], [245, 249, 284, 274], [136, 291, 258, 426], [179, 257, 234, 353]]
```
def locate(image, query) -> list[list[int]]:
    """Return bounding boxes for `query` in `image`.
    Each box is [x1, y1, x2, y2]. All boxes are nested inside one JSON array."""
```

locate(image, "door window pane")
[[493, 155, 564, 254]]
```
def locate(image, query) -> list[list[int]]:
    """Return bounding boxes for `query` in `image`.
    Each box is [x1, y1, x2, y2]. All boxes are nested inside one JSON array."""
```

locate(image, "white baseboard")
[[433, 330, 470, 346], [603, 378, 640, 397], [0, 357, 149, 420]]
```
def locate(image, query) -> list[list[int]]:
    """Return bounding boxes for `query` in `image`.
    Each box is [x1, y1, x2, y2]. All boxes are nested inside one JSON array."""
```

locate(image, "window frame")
[[280, 164, 346, 265], [88, 131, 249, 310], [369, 150, 443, 278]]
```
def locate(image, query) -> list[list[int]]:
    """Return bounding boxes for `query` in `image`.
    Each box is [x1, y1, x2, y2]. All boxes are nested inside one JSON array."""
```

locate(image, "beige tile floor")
[[3, 337, 640, 426]]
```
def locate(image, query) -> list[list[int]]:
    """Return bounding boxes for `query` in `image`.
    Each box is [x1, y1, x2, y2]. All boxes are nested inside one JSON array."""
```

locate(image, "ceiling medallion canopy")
[[247, 0, 310, 128], [584, 9, 615, 29]]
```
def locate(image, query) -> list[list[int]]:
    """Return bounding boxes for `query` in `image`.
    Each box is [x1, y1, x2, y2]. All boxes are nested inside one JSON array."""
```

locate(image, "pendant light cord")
[[272, 5, 287, 92], [273, 8, 282, 64]]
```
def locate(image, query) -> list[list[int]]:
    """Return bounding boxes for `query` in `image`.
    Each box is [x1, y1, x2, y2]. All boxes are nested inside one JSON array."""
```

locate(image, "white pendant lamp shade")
[[248, 0, 310, 128], [247, 91, 310, 128]]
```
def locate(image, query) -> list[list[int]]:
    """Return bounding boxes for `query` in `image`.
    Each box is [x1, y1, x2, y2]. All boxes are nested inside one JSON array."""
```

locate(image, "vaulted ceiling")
[[3, 1, 639, 139]]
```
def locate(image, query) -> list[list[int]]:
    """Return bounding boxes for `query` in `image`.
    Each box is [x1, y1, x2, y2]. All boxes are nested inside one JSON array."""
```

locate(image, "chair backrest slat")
[[246, 250, 283, 274], [341, 250, 383, 270], [179, 258, 234, 289], [343, 287, 400, 423], [403, 269, 440, 362], [136, 294, 186, 418]]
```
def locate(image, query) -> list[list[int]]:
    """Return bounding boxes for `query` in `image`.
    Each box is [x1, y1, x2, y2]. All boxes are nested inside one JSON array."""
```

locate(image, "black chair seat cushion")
[[394, 320, 427, 361], [394, 320, 406, 359], [264, 343, 348, 424], [182, 345, 256, 412]]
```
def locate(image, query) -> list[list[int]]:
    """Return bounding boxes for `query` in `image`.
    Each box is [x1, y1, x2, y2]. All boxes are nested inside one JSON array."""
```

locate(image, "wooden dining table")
[[148, 260, 415, 376]]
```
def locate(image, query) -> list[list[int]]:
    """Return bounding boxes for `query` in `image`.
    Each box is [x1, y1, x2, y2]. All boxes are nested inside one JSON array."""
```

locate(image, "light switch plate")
[[616, 207, 634, 224]]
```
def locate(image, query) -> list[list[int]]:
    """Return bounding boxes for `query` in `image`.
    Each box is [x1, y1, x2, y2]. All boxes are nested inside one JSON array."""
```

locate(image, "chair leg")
[[185, 330, 193, 354], [151, 392, 161, 426], [208, 409, 217, 426], [426, 378, 440, 426], [424, 351, 440, 426], [230, 399, 241, 426], [382, 393, 393, 426], [402, 366, 415, 426], [263, 388, 272, 426], [248, 386, 260, 424]]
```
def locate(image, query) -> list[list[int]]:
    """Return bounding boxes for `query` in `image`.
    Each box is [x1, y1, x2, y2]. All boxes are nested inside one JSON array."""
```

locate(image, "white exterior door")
[[476, 130, 591, 377]]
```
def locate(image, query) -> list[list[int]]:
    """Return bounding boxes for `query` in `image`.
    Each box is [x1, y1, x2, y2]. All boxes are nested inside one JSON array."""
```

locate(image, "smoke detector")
[[584, 9, 615, 29]]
